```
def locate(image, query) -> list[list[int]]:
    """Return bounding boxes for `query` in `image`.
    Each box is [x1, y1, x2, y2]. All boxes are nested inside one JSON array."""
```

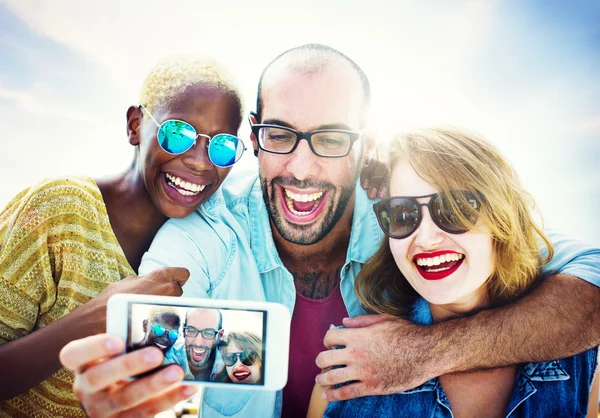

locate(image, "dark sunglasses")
[[222, 351, 259, 367], [152, 324, 179, 341], [373, 191, 481, 239], [139, 105, 245, 168], [183, 326, 220, 340]]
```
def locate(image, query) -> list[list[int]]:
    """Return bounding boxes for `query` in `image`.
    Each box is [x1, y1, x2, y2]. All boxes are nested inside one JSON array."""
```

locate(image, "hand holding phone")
[[107, 294, 291, 391], [60, 333, 198, 418]]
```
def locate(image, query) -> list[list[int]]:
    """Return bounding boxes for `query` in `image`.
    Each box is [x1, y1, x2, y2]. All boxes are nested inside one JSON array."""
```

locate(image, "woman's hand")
[[0, 267, 191, 400], [60, 334, 198, 418], [101, 267, 190, 299], [81, 267, 191, 334]]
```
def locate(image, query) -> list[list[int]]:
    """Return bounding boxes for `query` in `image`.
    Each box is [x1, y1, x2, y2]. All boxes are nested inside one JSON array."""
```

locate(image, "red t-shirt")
[[281, 285, 348, 418]]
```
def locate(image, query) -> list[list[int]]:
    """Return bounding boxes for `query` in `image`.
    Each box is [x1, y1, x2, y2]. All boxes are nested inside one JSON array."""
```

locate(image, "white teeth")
[[416, 253, 464, 267], [283, 188, 324, 216], [285, 195, 318, 216], [284, 189, 324, 203], [165, 173, 207, 195]]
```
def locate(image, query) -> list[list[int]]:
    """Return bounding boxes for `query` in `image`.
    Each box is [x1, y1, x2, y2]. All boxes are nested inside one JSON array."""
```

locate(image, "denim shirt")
[[163, 340, 225, 381], [324, 298, 599, 418], [140, 166, 600, 418]]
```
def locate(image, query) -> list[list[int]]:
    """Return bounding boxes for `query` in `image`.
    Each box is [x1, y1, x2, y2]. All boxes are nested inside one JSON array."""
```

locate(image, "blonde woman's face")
[[388, 161, 495, 319], [225, 341, 261, 384]]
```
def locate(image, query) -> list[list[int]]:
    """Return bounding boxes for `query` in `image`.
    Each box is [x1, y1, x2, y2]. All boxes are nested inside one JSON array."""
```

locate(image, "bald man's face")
[[255, 62, 366, 245], [184, 308, 223, 375]]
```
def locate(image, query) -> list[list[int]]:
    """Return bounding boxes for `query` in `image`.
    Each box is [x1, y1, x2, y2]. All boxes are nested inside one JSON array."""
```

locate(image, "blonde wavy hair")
[[138, 56, 243, 120], [355, 127, 554, 316]]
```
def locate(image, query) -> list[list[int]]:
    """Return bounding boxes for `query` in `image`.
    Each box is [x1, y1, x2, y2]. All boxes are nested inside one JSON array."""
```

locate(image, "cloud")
[[1, 0, 599, 244], [0, 82, 100, 123]]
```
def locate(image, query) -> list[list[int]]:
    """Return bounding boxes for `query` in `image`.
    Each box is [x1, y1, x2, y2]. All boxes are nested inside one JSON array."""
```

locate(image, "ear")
[[127, 105, 143, 146], [218, 328, 225, 340], [142, 319, 148, 333], [249, 112, 259, 157]]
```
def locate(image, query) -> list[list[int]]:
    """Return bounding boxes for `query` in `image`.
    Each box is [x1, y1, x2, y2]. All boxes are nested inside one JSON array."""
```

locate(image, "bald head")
[[185, 308, 222, 330], [256, 44, 371, 125]]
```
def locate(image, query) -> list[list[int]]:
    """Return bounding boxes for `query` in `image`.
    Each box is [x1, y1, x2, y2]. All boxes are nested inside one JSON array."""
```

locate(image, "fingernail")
[[362, 179, 369, 189], [105, 338, 121, 353], [183, 386, 197, 397], [321, 392, 327, 400], [144, 349, 161, 364], [165, 367, 181, 382]]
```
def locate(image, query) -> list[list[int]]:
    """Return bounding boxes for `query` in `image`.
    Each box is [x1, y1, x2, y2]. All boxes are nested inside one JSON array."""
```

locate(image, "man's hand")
[[360, 147, 389, 200], [60, 334, 198, 418], [315, 315, 441, 401]]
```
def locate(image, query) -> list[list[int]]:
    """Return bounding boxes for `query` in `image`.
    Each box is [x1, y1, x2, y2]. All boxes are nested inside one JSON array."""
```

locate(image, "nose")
[[181, 138, 214, 172], [414, 206, 445, 249], [285, 139, 321, 181], [189, 332, 208, 345]]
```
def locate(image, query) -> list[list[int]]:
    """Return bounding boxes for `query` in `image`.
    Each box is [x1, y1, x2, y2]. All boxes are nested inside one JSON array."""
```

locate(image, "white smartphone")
[[106, 294, 291, 391]]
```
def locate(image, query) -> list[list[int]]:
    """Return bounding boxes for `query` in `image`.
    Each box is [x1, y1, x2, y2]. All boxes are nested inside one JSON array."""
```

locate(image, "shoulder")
[[0, 176, 107, 243], [1, 176, 104, 227], [206, 164, 259, 210]]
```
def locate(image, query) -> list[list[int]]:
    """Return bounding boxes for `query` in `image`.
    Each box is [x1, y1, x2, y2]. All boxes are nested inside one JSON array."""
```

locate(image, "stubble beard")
[[187, 344, 215, 377], [261, 174, 358, 246]]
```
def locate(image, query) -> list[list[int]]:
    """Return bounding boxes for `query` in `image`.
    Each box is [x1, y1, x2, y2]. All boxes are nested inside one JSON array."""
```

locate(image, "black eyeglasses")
[[249, 112, 365, 158], [222, 351, 259, 367], [182, 326, 220, 339], [373, 191, 481, 239]]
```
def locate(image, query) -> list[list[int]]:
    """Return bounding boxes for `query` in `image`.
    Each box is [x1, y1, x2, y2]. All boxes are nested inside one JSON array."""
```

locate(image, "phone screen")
[[126, 302, 267, 385]]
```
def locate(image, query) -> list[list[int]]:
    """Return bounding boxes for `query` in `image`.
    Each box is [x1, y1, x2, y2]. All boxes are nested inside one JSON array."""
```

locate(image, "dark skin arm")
[[0, 268, 189, 400], [316, 275, 600, 400]]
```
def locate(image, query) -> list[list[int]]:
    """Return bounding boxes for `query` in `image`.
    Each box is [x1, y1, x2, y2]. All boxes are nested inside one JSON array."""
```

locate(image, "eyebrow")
[[261, 118, 353, 132]]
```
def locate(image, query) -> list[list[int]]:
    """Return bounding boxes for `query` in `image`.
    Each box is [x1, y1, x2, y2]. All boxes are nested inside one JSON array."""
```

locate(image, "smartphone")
[[107, 294, 291, 391]]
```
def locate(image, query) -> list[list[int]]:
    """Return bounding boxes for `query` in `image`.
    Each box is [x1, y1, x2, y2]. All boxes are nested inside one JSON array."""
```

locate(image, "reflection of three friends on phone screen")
[[131, 307, 262, 384]]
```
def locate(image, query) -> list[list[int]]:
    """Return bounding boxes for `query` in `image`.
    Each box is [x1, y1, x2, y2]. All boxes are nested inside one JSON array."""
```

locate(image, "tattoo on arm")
[[292, 267, 342, 299]]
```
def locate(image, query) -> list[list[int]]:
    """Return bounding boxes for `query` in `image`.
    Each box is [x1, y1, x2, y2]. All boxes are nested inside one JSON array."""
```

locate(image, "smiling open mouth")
[[233, 370, 251, 381], [153, 342, 168, 350], [165, 173, 206, 196], [281, 187, 327, 217], [190, 347, 208, 363], [414, 253, 465, 280]]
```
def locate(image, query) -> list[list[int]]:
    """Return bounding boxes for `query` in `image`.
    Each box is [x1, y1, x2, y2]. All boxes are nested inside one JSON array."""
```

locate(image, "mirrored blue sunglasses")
[[152, 323, 180, 341], [139, 105, 245, 168]]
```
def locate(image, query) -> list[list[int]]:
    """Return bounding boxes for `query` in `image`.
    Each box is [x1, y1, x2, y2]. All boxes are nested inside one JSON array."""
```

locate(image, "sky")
[[1, 0, 599, 245]]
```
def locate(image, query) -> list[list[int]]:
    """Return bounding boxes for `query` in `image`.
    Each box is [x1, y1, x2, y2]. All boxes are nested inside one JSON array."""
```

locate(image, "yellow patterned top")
[[0, 177, 135, 418]]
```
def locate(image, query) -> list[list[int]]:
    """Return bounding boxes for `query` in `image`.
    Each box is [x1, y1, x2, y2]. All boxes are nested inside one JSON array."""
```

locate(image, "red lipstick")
[[413, 250, 464, 281]]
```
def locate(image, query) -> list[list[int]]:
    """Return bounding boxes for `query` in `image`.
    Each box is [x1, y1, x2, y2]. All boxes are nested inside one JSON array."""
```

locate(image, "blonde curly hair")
[[139, 56, 243, 121]]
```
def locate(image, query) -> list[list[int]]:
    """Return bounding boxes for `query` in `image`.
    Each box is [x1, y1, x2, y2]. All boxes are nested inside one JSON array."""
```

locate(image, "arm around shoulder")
[[542, 230, 600, 287]]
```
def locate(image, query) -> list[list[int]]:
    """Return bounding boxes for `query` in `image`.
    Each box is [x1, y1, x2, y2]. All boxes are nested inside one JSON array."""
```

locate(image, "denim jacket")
[[324, 298, 599, 418], [140, 166, 600, 418]]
